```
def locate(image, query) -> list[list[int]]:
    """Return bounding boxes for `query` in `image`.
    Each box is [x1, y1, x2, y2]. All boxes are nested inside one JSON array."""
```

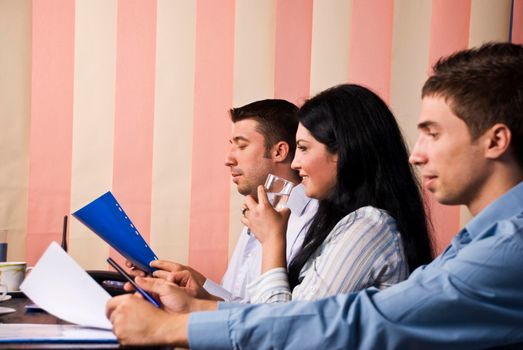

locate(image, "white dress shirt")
[[203, 184, 317, 303]]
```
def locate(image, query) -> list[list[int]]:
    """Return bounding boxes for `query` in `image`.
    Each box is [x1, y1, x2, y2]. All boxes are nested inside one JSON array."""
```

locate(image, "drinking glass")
[[264, 174, 294, 210]]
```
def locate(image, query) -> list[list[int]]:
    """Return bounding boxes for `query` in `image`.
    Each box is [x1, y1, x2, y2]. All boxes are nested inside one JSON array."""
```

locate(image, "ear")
[[271, 141, 290, 163], [331, 151, 338, 163], [483, 123, 512, 160]]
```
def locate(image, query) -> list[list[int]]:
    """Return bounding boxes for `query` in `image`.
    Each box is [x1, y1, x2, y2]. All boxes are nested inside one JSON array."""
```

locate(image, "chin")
[[433, 192, 462, 206], [304, 189, 320, 200], [236, 185, 251, 196]]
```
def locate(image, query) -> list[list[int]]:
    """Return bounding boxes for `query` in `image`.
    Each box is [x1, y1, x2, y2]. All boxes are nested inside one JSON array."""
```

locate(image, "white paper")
[[20, 242, 112, 330], [0, 324, 116, 342]]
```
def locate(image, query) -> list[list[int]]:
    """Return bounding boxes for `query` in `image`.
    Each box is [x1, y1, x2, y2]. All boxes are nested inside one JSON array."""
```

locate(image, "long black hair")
[[288, 84, 433, 289]]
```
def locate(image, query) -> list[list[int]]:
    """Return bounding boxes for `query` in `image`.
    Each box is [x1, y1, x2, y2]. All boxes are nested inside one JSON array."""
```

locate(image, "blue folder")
[[72, 191, 158, 274]]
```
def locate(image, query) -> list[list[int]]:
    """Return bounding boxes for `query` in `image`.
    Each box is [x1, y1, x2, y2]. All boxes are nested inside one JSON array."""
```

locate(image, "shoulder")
[[497, 213, 523, 240], [338, 206, 396, 229], [468, 212, 523, 255], [330, 206, 399, 242]]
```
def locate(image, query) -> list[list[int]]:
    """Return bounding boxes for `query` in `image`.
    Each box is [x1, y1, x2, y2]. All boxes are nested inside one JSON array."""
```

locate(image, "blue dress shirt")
[[188, 181, 523, 349]]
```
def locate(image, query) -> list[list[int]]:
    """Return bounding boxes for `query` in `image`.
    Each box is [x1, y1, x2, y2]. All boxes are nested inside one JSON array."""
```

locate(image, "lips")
[[422, 175, 437, 189], [231, 171, 242, 184], [300, 174, 308, 184]]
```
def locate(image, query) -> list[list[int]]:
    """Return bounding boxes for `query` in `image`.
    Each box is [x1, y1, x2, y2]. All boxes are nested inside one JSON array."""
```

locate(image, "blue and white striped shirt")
[[247, 206, 408, 303]]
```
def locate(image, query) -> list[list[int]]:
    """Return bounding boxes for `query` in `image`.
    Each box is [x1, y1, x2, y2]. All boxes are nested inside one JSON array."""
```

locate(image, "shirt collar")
[[287, 183, 315, 216], [465, 181, 523, 238]]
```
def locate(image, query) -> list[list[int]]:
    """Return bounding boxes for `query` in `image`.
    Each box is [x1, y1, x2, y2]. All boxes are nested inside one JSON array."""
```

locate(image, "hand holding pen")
[[107, 257, 160, 308]]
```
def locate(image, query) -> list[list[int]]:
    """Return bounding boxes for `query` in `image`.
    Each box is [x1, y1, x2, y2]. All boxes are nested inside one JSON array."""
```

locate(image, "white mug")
[[0, 284, 6, 299], [0, 261, 30, 292]]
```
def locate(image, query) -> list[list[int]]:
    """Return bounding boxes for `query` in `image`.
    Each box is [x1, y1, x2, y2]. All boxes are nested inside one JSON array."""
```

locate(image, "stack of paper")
[[0, 324, 116, 343], [20, 242, 113, 330]]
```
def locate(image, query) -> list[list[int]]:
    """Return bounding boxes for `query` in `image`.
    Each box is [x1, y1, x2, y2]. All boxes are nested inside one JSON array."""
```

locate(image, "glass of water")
[[264, 174, 294, 210]]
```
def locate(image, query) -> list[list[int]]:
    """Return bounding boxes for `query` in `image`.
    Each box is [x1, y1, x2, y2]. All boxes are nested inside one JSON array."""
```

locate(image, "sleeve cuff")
[[203, 279, 233, 302], [218, 301, 251, 310], [188, 310, 233, 350], [247, 267, 291, 303]]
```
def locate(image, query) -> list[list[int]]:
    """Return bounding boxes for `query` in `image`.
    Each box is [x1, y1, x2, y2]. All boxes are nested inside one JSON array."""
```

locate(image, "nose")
[[224, 149, 236, 167], [291, 154, 300, 170], [409, 138, 427, 166]]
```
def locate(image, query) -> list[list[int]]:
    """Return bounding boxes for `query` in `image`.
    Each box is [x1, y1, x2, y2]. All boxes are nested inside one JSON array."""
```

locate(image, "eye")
[[297, 145, 307, 151], [422, 128, 439, 139]]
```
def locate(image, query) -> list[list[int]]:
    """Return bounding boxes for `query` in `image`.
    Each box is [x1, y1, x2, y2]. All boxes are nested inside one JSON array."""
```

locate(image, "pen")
[[106, 257, 160, 308], [102, 280, 125, 290]]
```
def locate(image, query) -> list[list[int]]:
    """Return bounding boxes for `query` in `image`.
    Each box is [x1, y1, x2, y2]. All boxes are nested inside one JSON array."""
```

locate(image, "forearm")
[[191, 298, 219, 312], [188, 293, 360, 349], [162, 313, 190, 348], [261, 236, 286, 273]]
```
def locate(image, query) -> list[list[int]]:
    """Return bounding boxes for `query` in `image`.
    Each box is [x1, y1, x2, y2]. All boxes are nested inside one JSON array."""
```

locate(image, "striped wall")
[[0, 0, 519, 281]]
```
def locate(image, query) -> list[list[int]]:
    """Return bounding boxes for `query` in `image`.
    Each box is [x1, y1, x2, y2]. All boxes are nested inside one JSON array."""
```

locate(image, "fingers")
[[242, 192, 263, 217], [168, 271, 190, 286], [124, 260, 145, 278], [152, 269, 171, 281], [150, 260, 185, 273], [123, 282, 135, 292], [256, 185, 270, 206], [153, 270, 189, 285], [280, 207, 291, 220], [127, 268, 145, 278], [243, 187, 271, 211], [106, 294, 133, 319], [135, 276, 169, 295]]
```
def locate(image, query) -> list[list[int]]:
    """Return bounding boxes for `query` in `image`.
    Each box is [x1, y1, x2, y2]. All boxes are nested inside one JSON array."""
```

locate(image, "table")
[[2, 296, 69, 326], [0, 294, 171, 349]]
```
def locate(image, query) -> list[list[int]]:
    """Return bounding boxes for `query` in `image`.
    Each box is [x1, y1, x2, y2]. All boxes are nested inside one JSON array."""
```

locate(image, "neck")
[[468, 164, 523, 216], [272, 164, 301, 184]]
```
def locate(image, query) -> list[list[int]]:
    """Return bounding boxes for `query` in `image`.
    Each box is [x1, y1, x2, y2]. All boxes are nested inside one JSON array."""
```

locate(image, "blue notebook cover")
[[72, 191, 157, 274]]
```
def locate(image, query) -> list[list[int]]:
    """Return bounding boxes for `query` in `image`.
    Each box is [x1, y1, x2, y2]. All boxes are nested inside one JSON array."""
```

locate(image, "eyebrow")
[[231, 136, 249, 143], [296, 139, 310, 144], [417, 121, 439, 130]]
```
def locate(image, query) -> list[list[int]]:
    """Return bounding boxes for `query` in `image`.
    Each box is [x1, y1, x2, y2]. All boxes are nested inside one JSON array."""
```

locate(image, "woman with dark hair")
[[242, 84, 433, 303]]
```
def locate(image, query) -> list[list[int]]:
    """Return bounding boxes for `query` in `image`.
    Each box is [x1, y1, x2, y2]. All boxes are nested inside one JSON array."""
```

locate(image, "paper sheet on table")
[[0, 324, 116, 343], [20, 242, 112, 330]]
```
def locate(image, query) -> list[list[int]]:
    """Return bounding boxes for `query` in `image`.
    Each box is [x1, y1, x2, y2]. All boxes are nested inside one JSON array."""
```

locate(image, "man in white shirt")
[[135, 99, 317, 303]]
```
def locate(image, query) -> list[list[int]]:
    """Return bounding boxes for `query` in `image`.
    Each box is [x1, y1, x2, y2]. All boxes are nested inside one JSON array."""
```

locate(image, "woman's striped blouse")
[[247, 206, 408, 303]]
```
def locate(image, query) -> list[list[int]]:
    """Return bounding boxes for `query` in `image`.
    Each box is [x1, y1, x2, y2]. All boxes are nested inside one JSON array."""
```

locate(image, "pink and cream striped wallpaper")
[[1, 0, 521, 281]]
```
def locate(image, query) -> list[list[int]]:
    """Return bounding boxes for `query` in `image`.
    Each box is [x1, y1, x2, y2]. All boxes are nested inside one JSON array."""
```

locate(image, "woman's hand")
[[241, 185, 291, 245], [241, 185, 291, 272]]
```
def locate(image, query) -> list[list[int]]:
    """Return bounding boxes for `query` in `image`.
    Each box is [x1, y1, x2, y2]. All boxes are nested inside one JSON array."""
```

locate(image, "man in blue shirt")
[[107, 42, 523, 349]]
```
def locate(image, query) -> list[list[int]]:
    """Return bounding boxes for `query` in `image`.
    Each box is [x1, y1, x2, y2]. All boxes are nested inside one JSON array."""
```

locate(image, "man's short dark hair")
[[229, 99, 299, 162], [422, 42, 523, 167]]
